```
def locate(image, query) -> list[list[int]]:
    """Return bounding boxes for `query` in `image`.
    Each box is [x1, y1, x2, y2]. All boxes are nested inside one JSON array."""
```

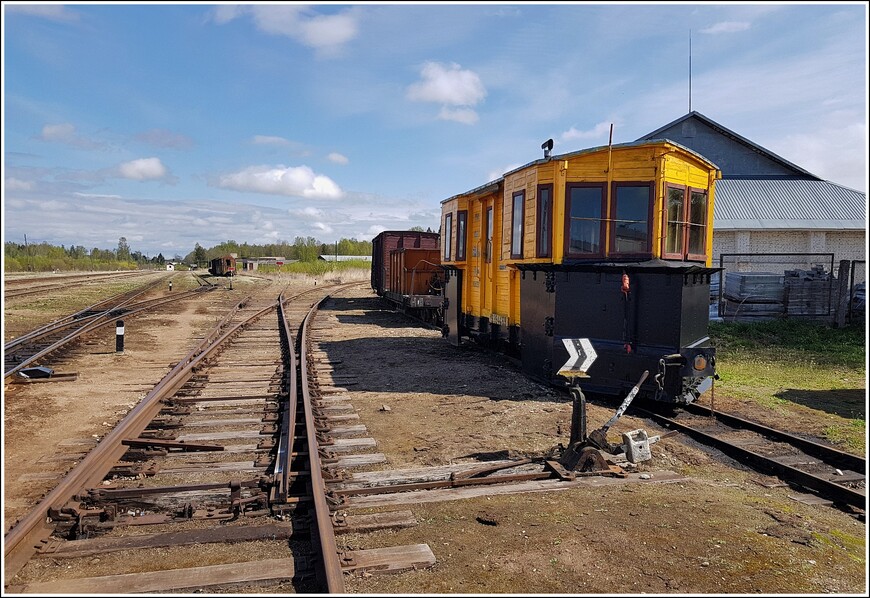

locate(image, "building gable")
[[638, 112, 818, 180]]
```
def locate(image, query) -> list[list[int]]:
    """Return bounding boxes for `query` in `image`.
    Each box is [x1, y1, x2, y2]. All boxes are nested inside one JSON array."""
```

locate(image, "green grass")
[[268, 260, 371, 277], [709, 319, 865, 369], [709, 319, 866, 452]]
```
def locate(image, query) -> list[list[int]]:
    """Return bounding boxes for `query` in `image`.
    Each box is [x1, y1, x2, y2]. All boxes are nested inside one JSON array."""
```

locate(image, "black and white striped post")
[[115, 320, 125, 353]]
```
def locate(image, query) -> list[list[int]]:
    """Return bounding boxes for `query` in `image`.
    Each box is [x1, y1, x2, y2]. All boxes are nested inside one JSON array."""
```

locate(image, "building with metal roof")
[[318, 255, 373, 262], [637, 112, 866, 276]]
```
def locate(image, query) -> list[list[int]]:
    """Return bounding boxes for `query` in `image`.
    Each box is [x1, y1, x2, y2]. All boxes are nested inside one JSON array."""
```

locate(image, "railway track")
[[4, 271, 159, 300], [634, 400, 866, 518], [4, 282, 430, 593], [4, 276, 216, 379]]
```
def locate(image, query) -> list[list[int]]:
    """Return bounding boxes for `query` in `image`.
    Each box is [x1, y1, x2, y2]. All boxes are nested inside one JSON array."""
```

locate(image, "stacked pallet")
[[784, 266, 833, 317], [722, 272, 784, 320]]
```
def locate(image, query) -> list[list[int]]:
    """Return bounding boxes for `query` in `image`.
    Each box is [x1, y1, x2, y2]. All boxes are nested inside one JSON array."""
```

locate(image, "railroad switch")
[[551, 370, 658, 479]]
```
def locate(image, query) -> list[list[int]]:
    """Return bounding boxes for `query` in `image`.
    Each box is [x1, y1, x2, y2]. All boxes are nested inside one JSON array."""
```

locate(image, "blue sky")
[[3, 2, 867, 258]]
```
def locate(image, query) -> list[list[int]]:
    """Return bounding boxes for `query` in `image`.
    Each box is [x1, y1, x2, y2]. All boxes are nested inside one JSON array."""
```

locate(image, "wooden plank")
[[175, 430, 265, 442], [320, 405, 355, 413], [335, 453, 387, 467], [328, 425, 368, 437], [172, 394, 275, 403], [335, 460, 516, 490], [335, 511, 417, 535], [327, 438, 377, 453], [12, 558, 301, 594], [39, 524, 296, 559], [342, 544, 435, 574], [11, 373, 79, 384], [788, 493, 834, 506], [160, 461, 264, 474], [317, 396, 352, 404], [123, 438, 223, 451], [176, 418, 263, 427], [326, 414, 360, 422], [344, 471, 687, 508]]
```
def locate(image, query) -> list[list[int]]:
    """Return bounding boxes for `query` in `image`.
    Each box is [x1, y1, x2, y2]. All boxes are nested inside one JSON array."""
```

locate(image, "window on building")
[[662, 185, 708, 261], [511, 191, 524, 259], [443, 213, 453, 260], [485, 206, 493, 263], [565, 184, 605, 257], [456, 211, 467, 261], [610, 183, 652, 255], [536, 184, 553, 258]]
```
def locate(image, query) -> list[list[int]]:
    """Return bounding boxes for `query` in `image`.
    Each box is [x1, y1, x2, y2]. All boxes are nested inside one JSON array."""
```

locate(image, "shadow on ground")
[[774, 388, 866, 420]]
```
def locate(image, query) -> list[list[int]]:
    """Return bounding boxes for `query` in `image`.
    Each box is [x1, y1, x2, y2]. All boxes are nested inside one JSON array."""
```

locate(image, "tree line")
[[4, 231, 431, 272], [186, 236, 377, 266]]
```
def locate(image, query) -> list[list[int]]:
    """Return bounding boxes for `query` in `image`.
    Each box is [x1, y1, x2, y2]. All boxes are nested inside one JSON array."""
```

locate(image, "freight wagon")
[[371, 231, 444, 325]]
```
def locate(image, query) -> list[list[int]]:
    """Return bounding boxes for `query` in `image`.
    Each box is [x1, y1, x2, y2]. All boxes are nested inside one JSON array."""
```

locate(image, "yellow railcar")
[[440, 139, 721, 404]]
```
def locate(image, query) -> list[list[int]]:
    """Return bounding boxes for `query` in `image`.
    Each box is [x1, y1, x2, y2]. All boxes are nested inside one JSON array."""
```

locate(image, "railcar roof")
[[440, 138, 719, 204]]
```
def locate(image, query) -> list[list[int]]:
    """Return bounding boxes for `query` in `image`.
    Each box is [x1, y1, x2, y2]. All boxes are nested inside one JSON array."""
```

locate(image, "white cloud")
[[560, 121, 614, 143], [218, 165, 344, 199], [290, 206, 326, 218], [41, 123, 76, 142], [118, 158, 169, 181], [72, 192, 123, 199], [327, 152, 349, 165], [5, 5, 79, 22], [5, 177, 34, 191], [700, 21, 751, 35], [407, 62, 487, 106], [438, 107, 479, 125], [407, 62, 487, 125], [487, 163, 523, 182], [773, 120, 867, 192], [252, 135, 292, 146], [38, 123, 103, 149], [212, 5, 359, 53], [313, 222, 334, 233]]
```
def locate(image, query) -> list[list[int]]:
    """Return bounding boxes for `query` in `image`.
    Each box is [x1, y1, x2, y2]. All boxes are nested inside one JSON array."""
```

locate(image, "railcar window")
[[664, 186, 686, 257], [443, 213, 453, 260], [537, 184, 552, 258], [485, 207, 493, 263], [511, 191, 524, 259], [611, 183, 651, 254], [687, 190, 708, 258], [663, 185, 708, 261], [457, 211, 467, 261], [566, 184, 604, 256]]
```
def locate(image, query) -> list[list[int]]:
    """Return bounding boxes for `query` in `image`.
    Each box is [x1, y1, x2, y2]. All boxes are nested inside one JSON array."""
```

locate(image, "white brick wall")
[[712, 229, 866, 280]]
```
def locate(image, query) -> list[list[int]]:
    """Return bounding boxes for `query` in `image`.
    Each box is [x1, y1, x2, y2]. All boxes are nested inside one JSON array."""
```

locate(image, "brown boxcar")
[[372, 231, 444, 325], [371, 231, 440, 295], [208, 254, 236, 277]]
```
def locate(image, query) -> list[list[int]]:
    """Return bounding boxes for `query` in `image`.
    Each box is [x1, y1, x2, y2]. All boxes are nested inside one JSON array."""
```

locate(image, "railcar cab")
[[440, 139, 721, 404]]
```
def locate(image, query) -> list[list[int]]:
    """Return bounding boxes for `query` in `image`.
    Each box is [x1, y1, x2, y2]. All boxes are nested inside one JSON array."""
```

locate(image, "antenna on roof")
[[542, 138, 554, 159], [688, 29, 692, 112]]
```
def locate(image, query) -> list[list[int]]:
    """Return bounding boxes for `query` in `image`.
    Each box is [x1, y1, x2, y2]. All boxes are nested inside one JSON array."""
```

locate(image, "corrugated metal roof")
[[714, 179, 867, 230]]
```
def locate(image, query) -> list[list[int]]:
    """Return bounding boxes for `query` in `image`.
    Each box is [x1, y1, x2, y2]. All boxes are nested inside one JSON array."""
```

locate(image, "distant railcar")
[[208, 254, 236, 277], [371, 231, 444, 324], [439, 139, 722, 404]]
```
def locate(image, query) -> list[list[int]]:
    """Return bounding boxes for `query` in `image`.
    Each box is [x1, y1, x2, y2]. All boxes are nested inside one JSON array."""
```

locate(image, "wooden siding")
[[441, 141, 720, 325]]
